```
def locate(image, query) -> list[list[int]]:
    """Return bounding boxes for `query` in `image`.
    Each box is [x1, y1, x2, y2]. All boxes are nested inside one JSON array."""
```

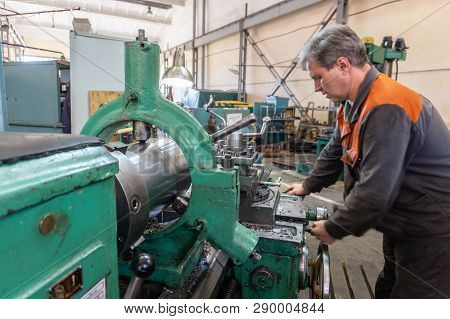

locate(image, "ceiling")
[[0, 0, 186, 57]]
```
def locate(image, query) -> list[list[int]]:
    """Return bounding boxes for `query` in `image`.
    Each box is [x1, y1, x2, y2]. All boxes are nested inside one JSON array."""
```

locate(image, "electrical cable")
[[205, 46, 240, 58], [347, 0, 403, 18], [397, 1, 449, 37]]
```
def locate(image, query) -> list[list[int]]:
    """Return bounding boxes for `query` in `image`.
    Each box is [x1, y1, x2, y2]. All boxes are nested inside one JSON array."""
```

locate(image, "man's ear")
[[336, 57, 351, 74]]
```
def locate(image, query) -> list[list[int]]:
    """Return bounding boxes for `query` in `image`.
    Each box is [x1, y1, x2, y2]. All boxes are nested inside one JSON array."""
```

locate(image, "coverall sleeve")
[[325, 105, 413, 239], [302, 125, 344, 193]]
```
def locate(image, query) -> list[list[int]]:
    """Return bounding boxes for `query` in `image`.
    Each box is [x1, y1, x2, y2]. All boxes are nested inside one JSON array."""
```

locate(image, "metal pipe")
[[238, 3, 248, 101], [242, 116, 271, 137], [1, 7, 81, 17], [383, 60, 393, 78], [192, 0, 197, 86], [0, 42, 64, 56], [207, 109, 226, 128], [201, 0, 206, 88]]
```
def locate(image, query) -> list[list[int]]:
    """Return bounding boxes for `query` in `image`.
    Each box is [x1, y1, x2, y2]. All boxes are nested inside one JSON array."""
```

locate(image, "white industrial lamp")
[[161, 49, 194, 88]]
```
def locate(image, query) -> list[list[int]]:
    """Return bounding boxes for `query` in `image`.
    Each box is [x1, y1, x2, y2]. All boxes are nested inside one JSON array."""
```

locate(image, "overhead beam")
[[194, 0, 326, 48], [165, 0, 326, 54], [112, 0, 186, 7], [7, 0, 171, 25]]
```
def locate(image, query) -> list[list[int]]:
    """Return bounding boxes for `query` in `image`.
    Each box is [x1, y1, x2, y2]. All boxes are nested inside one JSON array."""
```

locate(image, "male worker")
[[285, 24, 450, 298]]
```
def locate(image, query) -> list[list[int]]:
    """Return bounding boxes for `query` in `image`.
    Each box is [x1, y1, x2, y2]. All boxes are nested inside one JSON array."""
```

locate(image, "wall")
[[70, 32, 126, 134], [160, 0, 450, 127], [348, 0, 450, 127]]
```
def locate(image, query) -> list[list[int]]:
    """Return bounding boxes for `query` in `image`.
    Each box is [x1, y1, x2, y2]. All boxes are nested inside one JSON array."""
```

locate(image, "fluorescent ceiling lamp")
[[161, 50, 193, 88]]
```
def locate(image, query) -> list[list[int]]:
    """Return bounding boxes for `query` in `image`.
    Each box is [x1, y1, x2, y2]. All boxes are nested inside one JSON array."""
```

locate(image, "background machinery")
[[363, 35, 407, 79]]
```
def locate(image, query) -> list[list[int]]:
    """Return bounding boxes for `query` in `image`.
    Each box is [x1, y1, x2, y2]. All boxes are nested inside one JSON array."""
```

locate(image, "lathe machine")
[[0, 31, 330, 299]]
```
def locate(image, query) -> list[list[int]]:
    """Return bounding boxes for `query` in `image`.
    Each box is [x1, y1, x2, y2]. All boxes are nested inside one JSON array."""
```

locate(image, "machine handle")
[[259, 177, 282, 187], [210, 114, 256, 142], [242, 116, 271, 138], [310, 243, 332, 299], [124, 253, 155, 299]]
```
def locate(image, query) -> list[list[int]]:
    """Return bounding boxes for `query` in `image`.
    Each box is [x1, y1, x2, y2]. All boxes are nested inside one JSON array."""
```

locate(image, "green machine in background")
[[363, 36, 407, 78], [254, 96, 291, 144], [0, 31, 331, 299]]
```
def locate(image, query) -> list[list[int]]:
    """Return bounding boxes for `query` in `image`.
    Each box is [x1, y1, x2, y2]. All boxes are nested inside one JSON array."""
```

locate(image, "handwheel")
[[310, 243, 332, 299]]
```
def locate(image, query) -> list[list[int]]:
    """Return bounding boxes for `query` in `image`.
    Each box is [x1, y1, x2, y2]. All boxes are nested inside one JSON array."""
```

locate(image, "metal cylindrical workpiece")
[[133, 121, 151, 142], [113, 138, 190, 257], [126, 138, 190, 201], [227, 132, 243, 150]]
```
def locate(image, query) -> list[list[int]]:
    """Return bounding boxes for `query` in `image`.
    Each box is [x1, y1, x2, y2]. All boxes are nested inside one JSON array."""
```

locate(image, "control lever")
[[124, 253, 155, 299], [205, 106, 227, 129], [211, 114, 256, 142], [259, 177, 281, 187], [242, 116, 271, 138]]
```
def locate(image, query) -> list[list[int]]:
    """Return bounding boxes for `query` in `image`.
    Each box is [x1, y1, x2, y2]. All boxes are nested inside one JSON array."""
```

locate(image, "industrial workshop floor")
[[269, 163, 384, 299]]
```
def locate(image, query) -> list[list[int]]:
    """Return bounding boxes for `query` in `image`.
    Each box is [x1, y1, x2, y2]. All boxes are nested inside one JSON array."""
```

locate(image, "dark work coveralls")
[[303, 67, 450, 298]]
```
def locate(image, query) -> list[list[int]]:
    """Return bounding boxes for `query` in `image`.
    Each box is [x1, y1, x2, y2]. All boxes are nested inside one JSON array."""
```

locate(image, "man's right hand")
[[284, 183, 311, 196]]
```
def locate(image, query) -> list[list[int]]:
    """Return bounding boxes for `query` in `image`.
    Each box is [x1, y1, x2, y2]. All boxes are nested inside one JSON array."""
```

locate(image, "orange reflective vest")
[[337, 73, 422, 167]]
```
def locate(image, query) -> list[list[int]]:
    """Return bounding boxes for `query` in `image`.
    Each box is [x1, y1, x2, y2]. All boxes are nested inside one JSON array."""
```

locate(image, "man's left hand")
[[310, 220, 336, 244]]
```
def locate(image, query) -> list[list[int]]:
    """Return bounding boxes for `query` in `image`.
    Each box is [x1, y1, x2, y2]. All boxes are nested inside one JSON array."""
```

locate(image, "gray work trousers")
[[375, 235, 450, 298]]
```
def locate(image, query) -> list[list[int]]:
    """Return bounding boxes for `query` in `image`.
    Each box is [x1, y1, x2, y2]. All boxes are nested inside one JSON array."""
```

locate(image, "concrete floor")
[[270, 165, 385, 298]]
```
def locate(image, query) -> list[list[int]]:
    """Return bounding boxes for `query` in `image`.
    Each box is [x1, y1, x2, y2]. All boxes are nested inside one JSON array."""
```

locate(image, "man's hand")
[[284, 183, 311, 196], [310, 220, 336, 244]]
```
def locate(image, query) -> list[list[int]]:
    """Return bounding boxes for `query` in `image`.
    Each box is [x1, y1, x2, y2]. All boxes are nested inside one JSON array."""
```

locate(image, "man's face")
[[308, 59, 350, 102]]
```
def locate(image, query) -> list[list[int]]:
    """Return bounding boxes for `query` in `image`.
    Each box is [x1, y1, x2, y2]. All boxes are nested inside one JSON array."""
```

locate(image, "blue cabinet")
[[4, 61, 63, 133]]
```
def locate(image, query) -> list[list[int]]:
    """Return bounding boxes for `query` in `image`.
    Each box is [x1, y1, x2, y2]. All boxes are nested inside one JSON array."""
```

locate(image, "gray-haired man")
[[285, 24, 450, 298]]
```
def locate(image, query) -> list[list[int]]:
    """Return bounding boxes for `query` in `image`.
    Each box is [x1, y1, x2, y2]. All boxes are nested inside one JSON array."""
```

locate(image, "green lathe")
[[0, 31, 331, 299]]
